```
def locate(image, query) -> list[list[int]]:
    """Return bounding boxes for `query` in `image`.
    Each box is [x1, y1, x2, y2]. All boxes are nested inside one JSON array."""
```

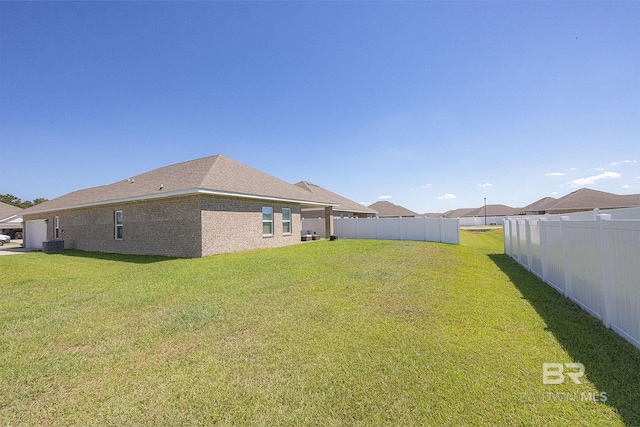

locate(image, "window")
[[114, 210, 123, 240], [262, 207, 273, 236], [282, 208, 291, 235], [53, 216, 60, 239]]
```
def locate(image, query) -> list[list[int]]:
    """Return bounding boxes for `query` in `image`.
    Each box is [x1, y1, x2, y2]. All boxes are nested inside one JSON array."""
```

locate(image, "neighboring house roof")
[[423, 213, 444, 218], [443, 208, 477, 218], [0, 202, 23, 229], [0, 201, 22, 220], [294, 181, 377, 215], [544, 188, 640, 213], [519, 196, 558, 214], [368, 201, 417, 217], [443, 205, 517, 218], [465, 204, 519, 217], [23, 155, 332, 215]]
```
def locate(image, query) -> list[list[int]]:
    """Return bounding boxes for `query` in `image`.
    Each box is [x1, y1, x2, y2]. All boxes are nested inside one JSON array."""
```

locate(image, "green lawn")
[[1, 231, 639, 425]]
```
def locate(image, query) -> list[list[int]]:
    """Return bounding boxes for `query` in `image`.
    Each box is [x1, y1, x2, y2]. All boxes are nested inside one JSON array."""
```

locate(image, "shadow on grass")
[[489, 253, 640, 426], [60, 249, 176, 264]]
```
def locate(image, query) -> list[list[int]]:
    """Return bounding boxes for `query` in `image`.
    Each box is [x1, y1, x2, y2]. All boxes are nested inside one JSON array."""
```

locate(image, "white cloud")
[[568, 172, 621, 188], [622, 185, 631, 189], [378, 195, 392, 200], [611, 160, 637, 166], [420, 184, 432, 189], [545, 172, 565, 177], [359, 201, 372, 206], [594, 167, 605, 171], [438, 193, 456, 200], [477, 183, 493, 187], [551, 192, 559, 196], [570, 167, 578, 171]]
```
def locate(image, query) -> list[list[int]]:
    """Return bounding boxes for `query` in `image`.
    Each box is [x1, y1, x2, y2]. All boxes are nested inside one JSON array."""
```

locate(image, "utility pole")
[[484, 197, 487, 226]]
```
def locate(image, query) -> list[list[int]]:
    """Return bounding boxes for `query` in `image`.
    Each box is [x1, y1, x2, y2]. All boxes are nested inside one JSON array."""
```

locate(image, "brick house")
[[21, 155, 333, 257]]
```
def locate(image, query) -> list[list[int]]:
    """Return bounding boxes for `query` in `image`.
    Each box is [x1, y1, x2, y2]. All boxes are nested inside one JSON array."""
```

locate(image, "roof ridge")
[[198, 154, 222, 188]]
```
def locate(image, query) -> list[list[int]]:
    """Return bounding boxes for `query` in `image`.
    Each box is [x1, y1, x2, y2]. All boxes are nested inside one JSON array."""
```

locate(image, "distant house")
[[541, 188, 640, 215], [516, 189, 640, 216], [442, 208, 477, 219], [0, 202, 23, 237], [518, 196, 558, 216], [443, 205, 518, 218], [368, 201, 417, 218], [294, 181, 377, 219], [21, 155, 333, 258]]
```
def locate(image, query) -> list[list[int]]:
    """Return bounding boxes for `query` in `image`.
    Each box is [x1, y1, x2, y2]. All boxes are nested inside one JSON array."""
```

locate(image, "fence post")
[[423, 217, 427, 242], [505, 219, 512, 257], [560, 216, 572, 298], [503, 218, 508, 254], [525, 218, 533, 271], [597, 214, 614, 328], [515, 220, 522, 264], [540, 217, 549, 283]]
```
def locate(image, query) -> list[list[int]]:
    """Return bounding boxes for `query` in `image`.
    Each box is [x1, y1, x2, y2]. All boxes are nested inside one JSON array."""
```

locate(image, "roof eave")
[[22, 188, 334, 216]]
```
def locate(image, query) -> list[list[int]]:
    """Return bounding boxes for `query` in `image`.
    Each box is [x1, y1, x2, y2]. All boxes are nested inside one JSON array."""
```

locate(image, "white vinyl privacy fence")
[[331, 217, 460, 244], [504, 209, 640, 350]]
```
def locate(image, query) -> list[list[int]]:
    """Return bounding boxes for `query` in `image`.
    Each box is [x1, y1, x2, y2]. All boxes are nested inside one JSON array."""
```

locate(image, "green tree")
[[0, 194, 48, 208]]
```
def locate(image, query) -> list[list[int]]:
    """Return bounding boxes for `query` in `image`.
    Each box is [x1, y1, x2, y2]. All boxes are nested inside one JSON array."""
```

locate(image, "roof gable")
[[465, 204, 518, 217], [0, 201, 23, 220], [546, 188, 640, 212], [24, 155, 330, 214], [520, 196, 558, 213], [368, 201, 417, 217], [294, 181, 376, 214], [443, 208, 477, 218]]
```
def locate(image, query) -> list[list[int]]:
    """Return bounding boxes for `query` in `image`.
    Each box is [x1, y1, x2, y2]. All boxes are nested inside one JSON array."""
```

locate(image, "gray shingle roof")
[[466, 204, 519, 217], [545, 188, 640, 212], [368, 201, 417, 217], [520, 196, 558, 213], [443, 205, 517, 218], [294, 181, 376, 214], [443, 208, 477, 218], [0, 201, 23, 220], [24, 155, 331, 214]]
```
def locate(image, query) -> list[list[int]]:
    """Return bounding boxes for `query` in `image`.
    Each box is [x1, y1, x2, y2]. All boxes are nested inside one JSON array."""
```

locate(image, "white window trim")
[[282, 208, 292, 235], [262, 207, 273, 237], [114, 210, 123, 240], [53, 216, 60, 239]]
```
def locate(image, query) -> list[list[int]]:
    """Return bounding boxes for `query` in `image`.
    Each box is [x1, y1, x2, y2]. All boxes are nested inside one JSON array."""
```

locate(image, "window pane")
[[282, 208, 291, 234], [115, 211, 123, 239], [262, 207, 273, 221], [263, 222, 273, 235], [262, 207, 273, 235]]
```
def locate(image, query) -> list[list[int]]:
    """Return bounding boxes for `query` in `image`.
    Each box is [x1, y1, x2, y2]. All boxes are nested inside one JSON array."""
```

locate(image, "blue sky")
[[1, 1, 639, 214]]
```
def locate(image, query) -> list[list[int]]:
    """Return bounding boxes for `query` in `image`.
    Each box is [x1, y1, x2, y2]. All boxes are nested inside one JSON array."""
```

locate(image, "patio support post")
[[324, 206, 333, 239]]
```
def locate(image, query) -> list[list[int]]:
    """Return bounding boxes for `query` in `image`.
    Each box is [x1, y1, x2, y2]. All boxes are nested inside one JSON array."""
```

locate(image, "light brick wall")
[[200, 195, 302, 256], [23, 195, 202, 258], [23, 194, 303, 258]]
